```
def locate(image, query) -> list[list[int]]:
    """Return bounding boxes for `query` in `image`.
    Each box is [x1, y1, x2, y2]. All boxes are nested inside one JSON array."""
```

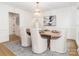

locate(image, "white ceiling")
[[2, 2, 78, 12]]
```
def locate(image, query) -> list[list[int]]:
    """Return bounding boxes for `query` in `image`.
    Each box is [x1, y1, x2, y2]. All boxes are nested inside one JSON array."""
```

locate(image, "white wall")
[[76, 5, 79, 47], [0, 4, 9, 42], [43, 8, 71, 28], [0, 3, 32, 43]]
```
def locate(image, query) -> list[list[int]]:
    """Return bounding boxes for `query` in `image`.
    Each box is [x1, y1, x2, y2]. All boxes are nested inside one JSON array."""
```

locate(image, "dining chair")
[[30, 28, 47, 54], [20, 27, 31, 47], [50, 29, 67, 53]]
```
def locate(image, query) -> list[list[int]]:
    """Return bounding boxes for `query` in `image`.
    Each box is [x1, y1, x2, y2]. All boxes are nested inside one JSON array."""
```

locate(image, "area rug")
[[3, 41, 68, 56]]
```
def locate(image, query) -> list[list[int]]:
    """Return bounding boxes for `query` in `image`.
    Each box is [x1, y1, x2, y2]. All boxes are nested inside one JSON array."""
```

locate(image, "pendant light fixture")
[[34, 2, 41, 17]]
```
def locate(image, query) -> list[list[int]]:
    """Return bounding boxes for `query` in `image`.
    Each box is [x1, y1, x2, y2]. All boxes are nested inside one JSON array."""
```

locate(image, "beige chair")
[[50, 29, 67, 53], [30, 28, 47, 53], [20, 27, 31, 47]]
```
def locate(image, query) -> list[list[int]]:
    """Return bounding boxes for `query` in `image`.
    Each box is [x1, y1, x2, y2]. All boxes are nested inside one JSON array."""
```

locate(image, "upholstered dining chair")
[[30, 28, 47, 54], [50, 29, 67, 53], [20, 27, 31, 47]]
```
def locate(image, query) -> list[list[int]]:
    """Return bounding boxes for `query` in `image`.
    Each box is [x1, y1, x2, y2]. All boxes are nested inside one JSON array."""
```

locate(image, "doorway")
[[9, 12, 21, 42]]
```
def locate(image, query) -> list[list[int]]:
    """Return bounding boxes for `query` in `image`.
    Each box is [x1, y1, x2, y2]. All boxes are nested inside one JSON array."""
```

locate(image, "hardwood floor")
[[67, 39, 78, 56], [0, 34, 21, 56], [0, 43, 16, 56], [9, 34, 21, 42]]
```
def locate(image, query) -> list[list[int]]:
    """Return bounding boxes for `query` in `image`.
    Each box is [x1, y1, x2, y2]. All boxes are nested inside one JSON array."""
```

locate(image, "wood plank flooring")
[[9, 34, 21, 42], [67, 39, 78, 56], [0, 43, 16, 56], [0, 34, 20, 56], [0, 34, 21, 56]]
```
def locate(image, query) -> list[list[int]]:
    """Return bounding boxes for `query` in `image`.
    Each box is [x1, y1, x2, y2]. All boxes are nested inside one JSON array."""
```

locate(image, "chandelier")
[[32, 2, 42, 27], [34, 2, 41, 17]]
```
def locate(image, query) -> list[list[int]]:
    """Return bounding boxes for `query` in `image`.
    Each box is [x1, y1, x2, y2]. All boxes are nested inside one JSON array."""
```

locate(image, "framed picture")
[[43, 15, 56, 26]]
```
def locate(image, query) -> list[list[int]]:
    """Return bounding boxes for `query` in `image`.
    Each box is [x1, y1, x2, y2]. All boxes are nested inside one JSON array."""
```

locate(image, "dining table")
[[26, 29, 61, 49]]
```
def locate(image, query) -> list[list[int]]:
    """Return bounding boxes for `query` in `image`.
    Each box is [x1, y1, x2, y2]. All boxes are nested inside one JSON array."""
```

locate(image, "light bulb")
[[35, 8, 40, 12], [34, 12, 41, 16]]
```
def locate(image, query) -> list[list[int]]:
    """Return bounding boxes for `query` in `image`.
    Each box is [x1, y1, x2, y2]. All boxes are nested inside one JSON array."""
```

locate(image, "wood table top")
[[26, 29, 61, 39]]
